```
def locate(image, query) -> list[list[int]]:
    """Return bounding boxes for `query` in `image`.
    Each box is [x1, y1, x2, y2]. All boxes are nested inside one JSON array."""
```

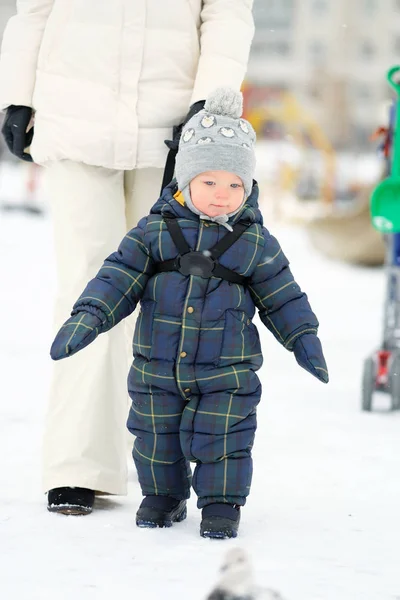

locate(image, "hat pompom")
[[204, 87, 243, 119]]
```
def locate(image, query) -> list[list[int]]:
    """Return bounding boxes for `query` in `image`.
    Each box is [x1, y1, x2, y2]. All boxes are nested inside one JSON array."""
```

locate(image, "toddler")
[[51, 87, 328, 539]]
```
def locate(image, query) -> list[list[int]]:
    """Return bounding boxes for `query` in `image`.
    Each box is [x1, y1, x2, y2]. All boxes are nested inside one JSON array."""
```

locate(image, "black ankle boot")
[[200, 503, 241, 539], [47, 487, 95, 515], [136, 495, 187, 528]]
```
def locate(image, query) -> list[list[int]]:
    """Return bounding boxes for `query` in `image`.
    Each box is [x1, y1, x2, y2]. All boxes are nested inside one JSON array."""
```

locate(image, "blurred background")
[[0, 0, 398, 263], [2, 5, 400, 597]]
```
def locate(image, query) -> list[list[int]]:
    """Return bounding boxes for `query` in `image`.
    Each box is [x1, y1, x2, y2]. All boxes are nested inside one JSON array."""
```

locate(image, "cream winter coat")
[[0, 0, 254, 169]]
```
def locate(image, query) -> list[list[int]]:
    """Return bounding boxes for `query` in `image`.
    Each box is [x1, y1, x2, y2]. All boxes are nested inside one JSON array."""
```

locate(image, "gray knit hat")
[[175, 87, 256, 200]]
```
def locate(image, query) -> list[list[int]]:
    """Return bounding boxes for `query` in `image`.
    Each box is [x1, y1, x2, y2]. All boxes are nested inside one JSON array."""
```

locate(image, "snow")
[[1, 165, 400, 600]]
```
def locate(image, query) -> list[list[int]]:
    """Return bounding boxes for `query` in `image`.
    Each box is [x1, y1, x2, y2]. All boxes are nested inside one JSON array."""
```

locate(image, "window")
[[270, 41, 291, 56], [253, 0, 294, 29], [359, 40, 376, 61], [309, 40, 327, 63], [355, 83, 372, 100], [363, 0, 378, 14], [311, 0, 329, 14], [251, 39, 292, 57]]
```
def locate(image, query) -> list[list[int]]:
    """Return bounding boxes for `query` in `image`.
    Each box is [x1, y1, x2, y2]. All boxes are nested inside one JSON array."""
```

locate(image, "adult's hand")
[[1, 105, 34, 162], [164, 100, 206, 152], [162, 100, 206, 191]]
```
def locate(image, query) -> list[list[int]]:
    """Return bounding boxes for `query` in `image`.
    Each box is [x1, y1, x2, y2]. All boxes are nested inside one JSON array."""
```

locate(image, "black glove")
[[164, 99, 206, 152], [293, 333, 329, 383], [1, 105, 34, 162], [50, 312, 104, 361]]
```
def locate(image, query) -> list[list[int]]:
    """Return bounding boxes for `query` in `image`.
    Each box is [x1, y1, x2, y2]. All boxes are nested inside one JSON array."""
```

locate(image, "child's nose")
[[215, 186, 229, 199]]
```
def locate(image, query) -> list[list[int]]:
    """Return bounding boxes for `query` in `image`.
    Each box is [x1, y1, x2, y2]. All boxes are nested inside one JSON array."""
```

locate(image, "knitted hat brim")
[[175, 142, 256, 199]]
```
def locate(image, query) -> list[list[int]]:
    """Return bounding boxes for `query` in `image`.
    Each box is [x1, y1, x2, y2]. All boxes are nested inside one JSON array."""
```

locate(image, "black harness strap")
[[156, 217, 251, 285], [207, 222, 250, 260], [160, 147, 178, 194], [163, 216, 191, 254], [211, 263, 247, 285]]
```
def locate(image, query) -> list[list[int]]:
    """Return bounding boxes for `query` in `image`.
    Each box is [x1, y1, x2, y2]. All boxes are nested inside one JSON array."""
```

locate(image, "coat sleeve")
[[71, 218, 154, 332], [248, 228, 319, 351], [0, 0, 54, 110], [190, 0, 254, 104]]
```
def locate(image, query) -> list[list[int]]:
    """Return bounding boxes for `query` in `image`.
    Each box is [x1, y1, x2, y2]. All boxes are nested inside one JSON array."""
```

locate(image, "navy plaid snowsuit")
[[70, 181, 319, 507]]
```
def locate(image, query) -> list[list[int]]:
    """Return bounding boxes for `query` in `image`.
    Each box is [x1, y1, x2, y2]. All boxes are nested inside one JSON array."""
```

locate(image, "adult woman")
[[0, 0, 254, 514]]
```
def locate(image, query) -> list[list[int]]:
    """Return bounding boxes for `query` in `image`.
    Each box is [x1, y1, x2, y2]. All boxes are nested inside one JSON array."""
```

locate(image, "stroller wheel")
[[389, 354, 400, 410], [362, 357, 375, 412]]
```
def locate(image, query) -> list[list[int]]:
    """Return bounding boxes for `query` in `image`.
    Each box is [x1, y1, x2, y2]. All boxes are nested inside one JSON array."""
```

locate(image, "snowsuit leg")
[[42, 160, 162, 494], [127, 384, 192, 501], [180, 375, 261, 508]]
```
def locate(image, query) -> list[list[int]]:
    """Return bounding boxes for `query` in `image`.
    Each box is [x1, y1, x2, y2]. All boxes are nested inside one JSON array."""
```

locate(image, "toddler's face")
[[189, 171, 245, 218]]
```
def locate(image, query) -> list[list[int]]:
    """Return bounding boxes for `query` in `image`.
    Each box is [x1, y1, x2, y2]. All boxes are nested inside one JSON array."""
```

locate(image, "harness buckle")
[[179, 252, 215, 278]]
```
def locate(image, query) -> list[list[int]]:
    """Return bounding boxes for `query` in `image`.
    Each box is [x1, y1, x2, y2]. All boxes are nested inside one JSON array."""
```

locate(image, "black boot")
[[136, 495, 187, 528], [200, 503, 241, 539], [47, 487, 95, 515]]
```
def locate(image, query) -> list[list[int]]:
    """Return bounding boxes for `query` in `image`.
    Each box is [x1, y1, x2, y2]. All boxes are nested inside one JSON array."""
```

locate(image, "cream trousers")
[[42, 161, 163, 494]]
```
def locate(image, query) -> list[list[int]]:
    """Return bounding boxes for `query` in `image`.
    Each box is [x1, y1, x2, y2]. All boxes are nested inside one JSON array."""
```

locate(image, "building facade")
[[249, 0, 400, 148]]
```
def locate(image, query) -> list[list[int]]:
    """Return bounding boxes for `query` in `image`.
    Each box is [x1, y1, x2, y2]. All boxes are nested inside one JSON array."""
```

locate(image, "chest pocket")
[[133, 301, 183, 363], [132, 301, 155, 360], [219, 310, 262, 369]]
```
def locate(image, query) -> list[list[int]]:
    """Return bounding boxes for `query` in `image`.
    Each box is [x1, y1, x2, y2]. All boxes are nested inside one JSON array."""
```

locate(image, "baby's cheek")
[[231, 193, 245, 211], [192, 195, 207, 213]]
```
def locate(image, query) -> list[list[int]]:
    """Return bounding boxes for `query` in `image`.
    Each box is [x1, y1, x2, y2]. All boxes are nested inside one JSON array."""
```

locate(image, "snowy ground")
[[1, 165, 400, 600]]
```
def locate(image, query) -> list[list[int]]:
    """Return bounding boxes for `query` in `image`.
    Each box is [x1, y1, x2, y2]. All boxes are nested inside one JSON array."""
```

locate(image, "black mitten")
[[1, 105, 34, 162]]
